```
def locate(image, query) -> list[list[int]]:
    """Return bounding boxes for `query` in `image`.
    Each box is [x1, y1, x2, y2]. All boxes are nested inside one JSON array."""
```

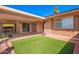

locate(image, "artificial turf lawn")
[[12, 36, 75, 54]]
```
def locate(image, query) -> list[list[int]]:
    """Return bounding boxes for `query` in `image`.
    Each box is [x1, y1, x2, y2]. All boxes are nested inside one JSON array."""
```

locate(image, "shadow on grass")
[[59, 33, 79, 54], [59, 42, 75, 54]]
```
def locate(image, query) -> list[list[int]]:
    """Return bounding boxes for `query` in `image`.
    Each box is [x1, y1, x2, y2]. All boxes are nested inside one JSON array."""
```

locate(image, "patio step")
[[73, 43, 79, 54]]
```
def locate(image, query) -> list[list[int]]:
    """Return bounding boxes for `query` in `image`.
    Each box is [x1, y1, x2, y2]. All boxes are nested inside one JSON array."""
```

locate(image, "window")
[[62, 17, 73, 29], [54, 16, 73, 29], [22, 23, 30, 32], [32, 22, 37, 26], [26, 23, 30, 32], [54, 19, 62, 29]]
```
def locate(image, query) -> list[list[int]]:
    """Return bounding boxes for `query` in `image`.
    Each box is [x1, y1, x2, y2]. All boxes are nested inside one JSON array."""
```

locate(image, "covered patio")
[[0, 6, 45, 34]]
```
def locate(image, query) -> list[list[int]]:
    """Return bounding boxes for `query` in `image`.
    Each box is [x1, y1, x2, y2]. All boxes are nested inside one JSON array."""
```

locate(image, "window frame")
[[54, 18, 62, 29], [62, 16, 74, 29], [22, 23, 30, 32], [54, 16, 74, 30]]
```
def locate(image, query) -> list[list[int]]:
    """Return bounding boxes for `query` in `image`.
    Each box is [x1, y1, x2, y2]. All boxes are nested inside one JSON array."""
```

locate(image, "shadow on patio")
[[12, 32, 41, 38], [0, 46, 14, 54], [69, 33, 79, 43], [58, 33, 79, 54], [0, 39, 14, 54]]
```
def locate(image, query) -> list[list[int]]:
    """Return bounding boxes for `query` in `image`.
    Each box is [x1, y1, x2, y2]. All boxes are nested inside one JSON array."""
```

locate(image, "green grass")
[[12, 36, 75, 54]]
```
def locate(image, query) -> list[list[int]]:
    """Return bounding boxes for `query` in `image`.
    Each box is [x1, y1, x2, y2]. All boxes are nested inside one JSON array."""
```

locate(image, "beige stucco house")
[[44, 9, 79, 40], [0, 6, 79, 40], [0, 6, 45, 34]]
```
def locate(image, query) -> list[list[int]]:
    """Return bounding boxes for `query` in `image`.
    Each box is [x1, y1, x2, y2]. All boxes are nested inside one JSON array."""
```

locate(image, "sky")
[[5, 5, 79, 17]]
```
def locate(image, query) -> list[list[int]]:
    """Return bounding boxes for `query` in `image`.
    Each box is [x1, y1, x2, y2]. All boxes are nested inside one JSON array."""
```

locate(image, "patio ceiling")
[[0, 6, 45, 22]]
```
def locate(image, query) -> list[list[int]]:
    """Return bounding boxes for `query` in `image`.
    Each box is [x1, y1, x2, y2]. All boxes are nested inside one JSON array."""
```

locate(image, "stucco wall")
[[16, 21, 43, 33], [37, 21, 42, 33], [74, 15, 79, 30], [16, 21, 22, 33], [44, 15, 79, 37], [44, 18, 52, 35]]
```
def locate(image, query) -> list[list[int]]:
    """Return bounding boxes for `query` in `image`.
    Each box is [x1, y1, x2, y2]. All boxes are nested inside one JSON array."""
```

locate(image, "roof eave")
[[47, 9, 79, 19], [0, 6, 46, 20]]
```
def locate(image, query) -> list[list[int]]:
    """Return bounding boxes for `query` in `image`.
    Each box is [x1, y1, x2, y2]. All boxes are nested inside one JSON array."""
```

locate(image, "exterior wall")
[[30, 23, 32, 32], [74, 15, 79, 30], [15, 21, 43, 33], [0, 12, 43, 34], [37, 21, 42, 33], [44, 19, 52, 35], [0, 20, 26, 33], [0, 20, 16, 33], [44, 15, 79, 37], [16, 21, 22, 33], [0, 19, 43, 34]]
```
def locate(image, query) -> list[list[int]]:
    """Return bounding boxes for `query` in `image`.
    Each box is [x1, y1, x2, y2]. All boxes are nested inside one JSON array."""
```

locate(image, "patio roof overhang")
[[0, 6, 46, 22], [46, 9, 79, 19]]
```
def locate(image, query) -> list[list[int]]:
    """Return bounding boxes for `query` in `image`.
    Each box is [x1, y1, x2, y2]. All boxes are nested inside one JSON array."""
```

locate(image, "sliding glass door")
[[22, 23, 30, 32]]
